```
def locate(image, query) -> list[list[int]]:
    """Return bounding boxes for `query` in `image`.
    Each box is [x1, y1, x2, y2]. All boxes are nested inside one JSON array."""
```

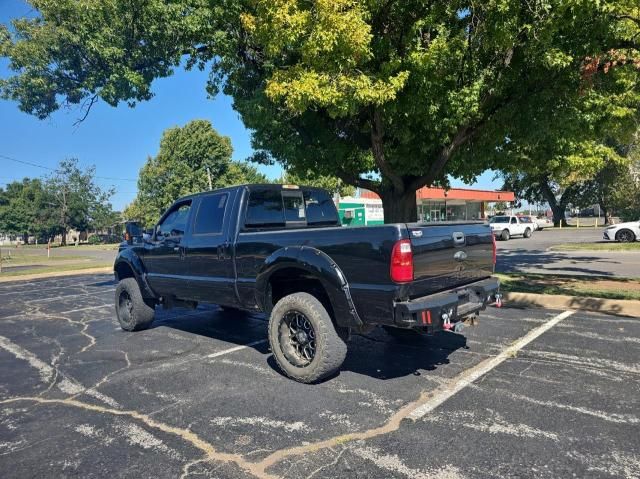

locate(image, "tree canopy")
[[124, 119, 267, 225], [2, 1, 639, 221]]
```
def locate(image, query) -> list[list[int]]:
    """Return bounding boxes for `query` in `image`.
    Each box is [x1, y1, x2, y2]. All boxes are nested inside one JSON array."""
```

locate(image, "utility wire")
[[0, 153, 138, 182]]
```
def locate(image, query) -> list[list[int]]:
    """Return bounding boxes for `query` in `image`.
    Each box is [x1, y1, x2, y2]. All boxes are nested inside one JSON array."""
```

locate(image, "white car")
[[489, 215, 534, 240], [603, 220, 640, 242], [534, 215, 554, 230]]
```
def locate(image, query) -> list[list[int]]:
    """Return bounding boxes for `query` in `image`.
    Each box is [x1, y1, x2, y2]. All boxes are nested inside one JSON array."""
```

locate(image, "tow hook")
[[494, 292, 503, 308], [442, 312, 452, 330]]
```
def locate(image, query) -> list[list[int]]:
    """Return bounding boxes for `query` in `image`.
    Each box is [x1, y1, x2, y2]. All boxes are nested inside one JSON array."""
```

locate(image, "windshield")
[[489, 216, 509, 224]]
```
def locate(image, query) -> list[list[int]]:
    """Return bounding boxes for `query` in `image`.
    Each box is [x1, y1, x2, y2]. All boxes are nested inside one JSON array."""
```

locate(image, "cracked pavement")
[[0, 273, 638, 478]]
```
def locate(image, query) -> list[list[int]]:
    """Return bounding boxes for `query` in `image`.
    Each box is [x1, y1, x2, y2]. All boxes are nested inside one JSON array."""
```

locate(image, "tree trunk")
[[539, 178, 567, 227], [60, 227, 67, 246], [598, 201, 609, 225], [380, 187, 418, 223]]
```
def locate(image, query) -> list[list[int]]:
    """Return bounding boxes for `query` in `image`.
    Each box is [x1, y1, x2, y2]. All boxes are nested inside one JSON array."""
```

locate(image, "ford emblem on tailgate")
[[454, 251, 467, 262]]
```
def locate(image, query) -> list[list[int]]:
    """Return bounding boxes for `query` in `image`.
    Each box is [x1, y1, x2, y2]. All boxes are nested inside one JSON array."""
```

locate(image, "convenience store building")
[[338, 187, 515, 226]]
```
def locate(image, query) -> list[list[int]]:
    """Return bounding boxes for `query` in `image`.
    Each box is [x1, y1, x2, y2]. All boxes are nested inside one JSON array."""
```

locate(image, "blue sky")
[[0, 0, 498, 211]]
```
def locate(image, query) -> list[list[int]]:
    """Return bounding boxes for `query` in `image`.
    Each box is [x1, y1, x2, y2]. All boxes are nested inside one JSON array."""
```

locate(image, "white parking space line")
[[205, 339, 268, 359], [408, 310, 576, 420]]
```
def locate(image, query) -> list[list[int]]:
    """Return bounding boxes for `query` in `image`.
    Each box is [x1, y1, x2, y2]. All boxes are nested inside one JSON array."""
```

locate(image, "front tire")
[[115, 278, 155, 331], [268, 292, 347, 383], [523, 227, 532, 238], [616, 229, 636, 243], [501, 229, 510, 241]]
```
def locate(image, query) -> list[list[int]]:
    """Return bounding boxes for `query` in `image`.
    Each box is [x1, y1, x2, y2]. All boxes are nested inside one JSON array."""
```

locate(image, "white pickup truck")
[[489, 215, 534, 241]]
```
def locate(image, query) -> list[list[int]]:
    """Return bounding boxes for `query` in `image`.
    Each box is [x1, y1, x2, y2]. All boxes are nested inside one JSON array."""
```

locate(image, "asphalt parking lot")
[[1, 273, 638, 478], [496, 228, 640, 277]]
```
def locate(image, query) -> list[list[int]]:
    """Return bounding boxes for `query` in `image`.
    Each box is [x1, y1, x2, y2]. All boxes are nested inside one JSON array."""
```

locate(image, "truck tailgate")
[[406, 222, 494, 297]]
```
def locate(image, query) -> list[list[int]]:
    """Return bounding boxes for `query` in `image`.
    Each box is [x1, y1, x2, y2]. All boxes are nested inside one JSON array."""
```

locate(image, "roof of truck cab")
[[173, 184, 329, 203]]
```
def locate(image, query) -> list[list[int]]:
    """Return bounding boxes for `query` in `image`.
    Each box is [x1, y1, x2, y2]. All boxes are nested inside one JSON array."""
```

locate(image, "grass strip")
[[496, 273, 640, 301]]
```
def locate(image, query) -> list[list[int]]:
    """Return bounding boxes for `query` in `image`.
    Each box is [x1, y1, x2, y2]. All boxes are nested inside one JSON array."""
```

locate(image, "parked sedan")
[[603, 220, 640, 242], [535, 215, 554, 230]]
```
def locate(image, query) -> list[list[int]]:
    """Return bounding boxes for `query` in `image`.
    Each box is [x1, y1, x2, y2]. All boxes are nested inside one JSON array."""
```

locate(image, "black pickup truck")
[[114, 184, 500, 382]]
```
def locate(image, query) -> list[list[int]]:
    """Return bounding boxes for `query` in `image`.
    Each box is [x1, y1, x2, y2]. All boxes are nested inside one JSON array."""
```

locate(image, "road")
[[1, 273, 638, 478], [496, 228, 640, 277]]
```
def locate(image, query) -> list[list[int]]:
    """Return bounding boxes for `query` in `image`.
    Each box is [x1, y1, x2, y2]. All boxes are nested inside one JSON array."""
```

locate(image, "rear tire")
[[616, 229, 636, 243], [268, 292, 347, 383], [115, 278, 155, 331], [501, 229, 510, 241], [523, 227, 532, 238]]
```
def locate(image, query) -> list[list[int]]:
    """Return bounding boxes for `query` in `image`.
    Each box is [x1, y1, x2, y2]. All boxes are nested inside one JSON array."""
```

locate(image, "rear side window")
[[245, 189, 285, 227], [193, 193, 228, 235]]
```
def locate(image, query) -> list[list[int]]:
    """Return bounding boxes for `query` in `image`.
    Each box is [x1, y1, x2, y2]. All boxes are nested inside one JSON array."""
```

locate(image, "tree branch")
[[73, 94, 98, 126], [335, 170, 381, 193], [370, 108, 404, 192], [408, 126, 474, 191]]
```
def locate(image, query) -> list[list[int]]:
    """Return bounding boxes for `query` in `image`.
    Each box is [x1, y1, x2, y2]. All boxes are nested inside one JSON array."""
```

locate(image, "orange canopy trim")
[[359, 187, 515, 202]]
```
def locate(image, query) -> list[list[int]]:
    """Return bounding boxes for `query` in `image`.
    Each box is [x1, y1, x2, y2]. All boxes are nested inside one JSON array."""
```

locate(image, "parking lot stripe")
[[407, 309, 575, 420], [205, 339, 268, 359]]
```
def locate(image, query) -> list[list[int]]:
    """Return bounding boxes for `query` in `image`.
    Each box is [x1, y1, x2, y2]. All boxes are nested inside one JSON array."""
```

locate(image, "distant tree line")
[[0, 159, 117, 245]]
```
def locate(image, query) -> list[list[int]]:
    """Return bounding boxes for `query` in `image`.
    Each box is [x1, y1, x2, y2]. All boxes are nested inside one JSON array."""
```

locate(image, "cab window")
[[157, 201, 192, 239], [303, 190, 340, 225], [193, 194, 227, 235], [245, 188, 285, 227]]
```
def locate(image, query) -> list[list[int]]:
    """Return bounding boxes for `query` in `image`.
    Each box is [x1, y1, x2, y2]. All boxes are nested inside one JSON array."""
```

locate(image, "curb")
[[503, 291, 640, 318], [0, 267, 113, 283]]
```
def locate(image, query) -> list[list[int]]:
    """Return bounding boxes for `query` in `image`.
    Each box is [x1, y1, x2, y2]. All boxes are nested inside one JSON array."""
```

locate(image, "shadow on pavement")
[[497, 249, 619, 276], [148, 304, 467, 382]]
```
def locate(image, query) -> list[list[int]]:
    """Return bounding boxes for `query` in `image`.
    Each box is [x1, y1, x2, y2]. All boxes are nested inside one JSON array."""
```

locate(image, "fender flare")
[[255, 246, 363, 328], [113, 249, 155, 299]]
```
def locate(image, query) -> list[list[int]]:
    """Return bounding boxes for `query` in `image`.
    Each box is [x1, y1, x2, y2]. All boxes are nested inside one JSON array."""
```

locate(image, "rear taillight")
[[491, 233, 497, 266], [390, 239, 413, 283]]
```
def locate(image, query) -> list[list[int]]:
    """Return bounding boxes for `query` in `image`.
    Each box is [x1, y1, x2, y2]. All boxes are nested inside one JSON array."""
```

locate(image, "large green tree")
[[124, 119, 267, 226], [2, 1, 639, 221], [45, 159, 116, 244]]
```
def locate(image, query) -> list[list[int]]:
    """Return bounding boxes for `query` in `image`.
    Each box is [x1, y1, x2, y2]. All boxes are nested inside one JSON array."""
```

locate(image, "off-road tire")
[[115, 278, 155, 331], [501, 229, 510, 241], [268, 292, 347, 383], [615, 228, 636, 243], [523, 227, 532, 238]]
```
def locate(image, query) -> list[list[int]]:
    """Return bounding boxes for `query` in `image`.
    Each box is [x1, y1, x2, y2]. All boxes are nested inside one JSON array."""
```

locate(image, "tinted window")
[[194, 194, 227, 234], [157, 202, 191, 238], [489, 216, 509, 224], [511, 217, 518, 224], [283, 192, 306, 222], [303, 190, 339, 225], [246, 189, 284, 226]]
